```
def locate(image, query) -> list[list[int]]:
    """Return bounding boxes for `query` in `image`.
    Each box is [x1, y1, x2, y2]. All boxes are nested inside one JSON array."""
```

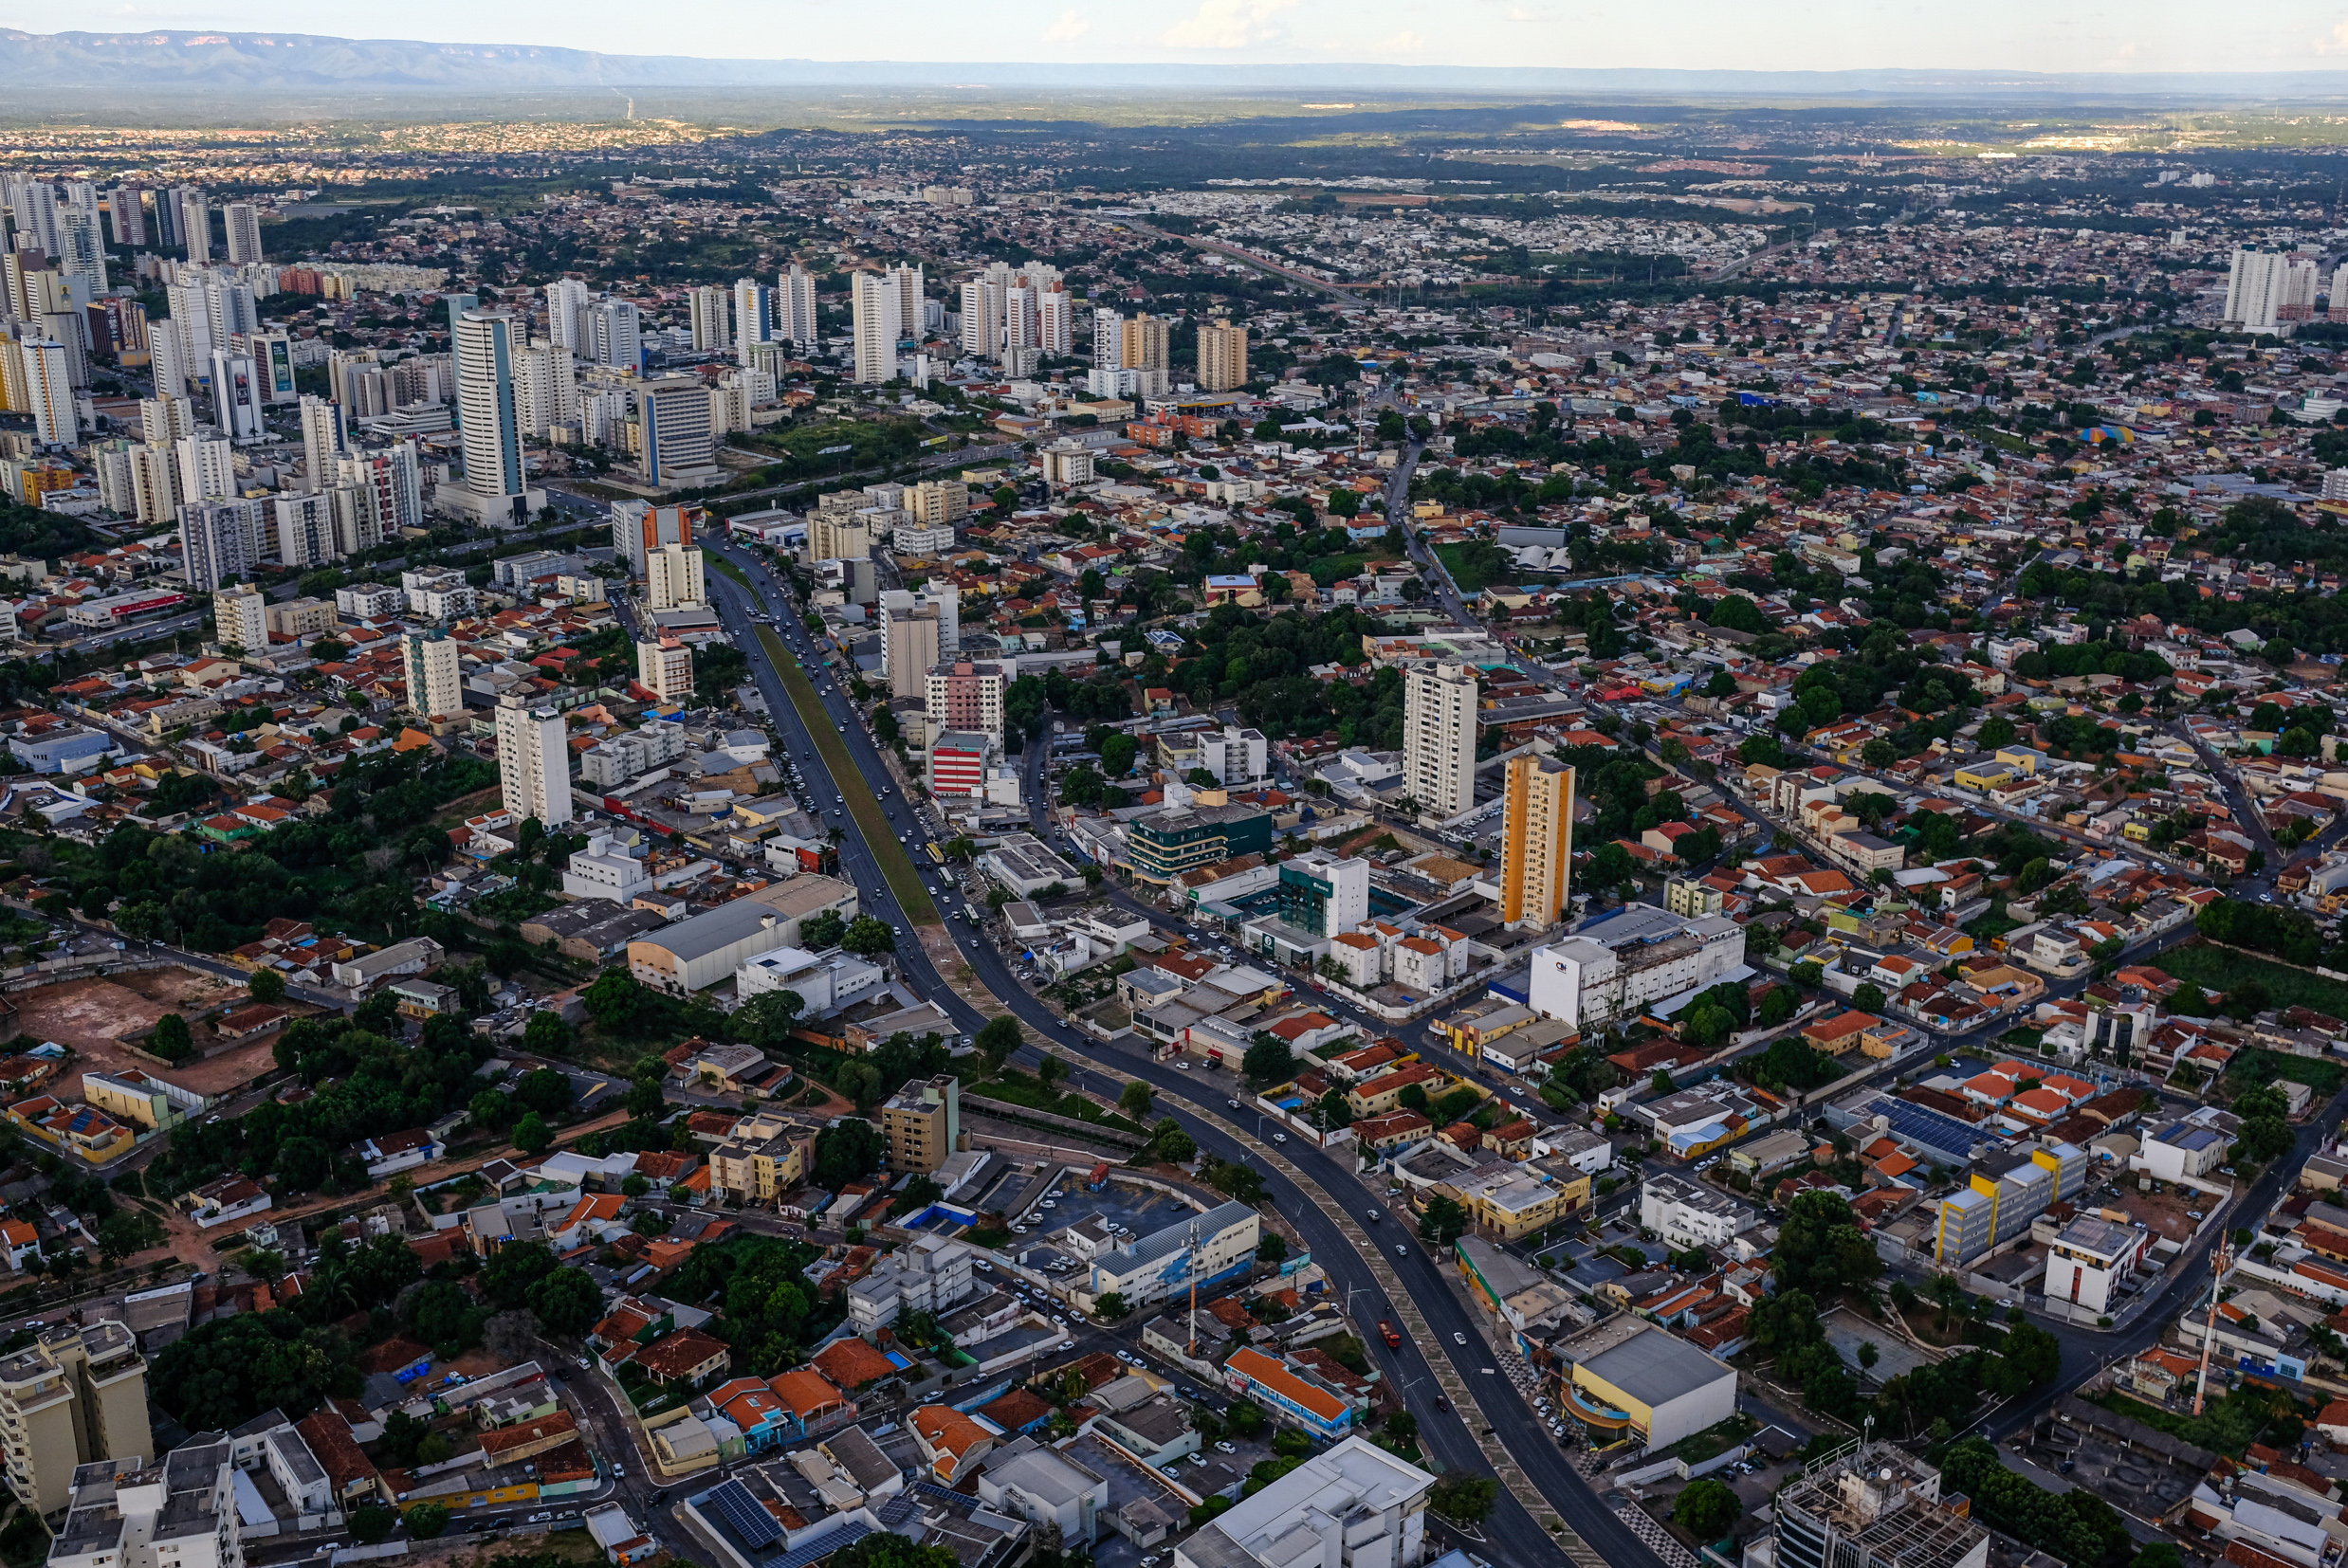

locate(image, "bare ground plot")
[[1821, 1304, 1938, 1382], [148, 1197, 230, 1276], [11, 970, 292, 1097], [142, 1103, 641, 1279]]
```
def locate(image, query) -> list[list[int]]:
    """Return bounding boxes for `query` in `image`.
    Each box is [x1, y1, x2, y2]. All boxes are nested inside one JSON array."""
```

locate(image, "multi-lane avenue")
[[700, 538, 1668, 1568]]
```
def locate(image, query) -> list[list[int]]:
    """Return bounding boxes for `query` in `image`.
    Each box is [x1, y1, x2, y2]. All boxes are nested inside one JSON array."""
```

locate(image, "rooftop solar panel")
[[706, 1479, 783, 1550], [765, 1521, 874, 1568]]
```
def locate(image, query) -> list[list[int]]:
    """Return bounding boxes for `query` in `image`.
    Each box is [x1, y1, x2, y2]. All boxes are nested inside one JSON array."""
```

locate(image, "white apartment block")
[[495, 691, 572, 828], [1639, 1174, 1758, 1252], [211, 584, 267, 653], [1530, 906, 1747, 1032], [646, 543, 706, 611], [1403, 662, 1477, 818]]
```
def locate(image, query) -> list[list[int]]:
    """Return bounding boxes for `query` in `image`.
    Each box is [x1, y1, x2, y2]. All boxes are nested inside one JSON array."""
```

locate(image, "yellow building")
[[1347, 1063, 1448, 1120], [1196, 319, 1249, 392], [1555, 1317, 1736, 1449], [1953, 763, 2012, 793], [1433, 1163, 1587, 1242], [878, 1076, 960, 1174], [1499, 756, 1575, 927], [5, 1097, 135, 1164], [0, 1321, 149, 1515], [710, 1124, 812, 1203], [80, 1069, 204, 1131]]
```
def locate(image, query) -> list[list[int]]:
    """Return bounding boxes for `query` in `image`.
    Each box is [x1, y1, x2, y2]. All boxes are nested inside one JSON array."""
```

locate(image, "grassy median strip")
[[755, 625, 940, 927], [709, 554, 755, 591]]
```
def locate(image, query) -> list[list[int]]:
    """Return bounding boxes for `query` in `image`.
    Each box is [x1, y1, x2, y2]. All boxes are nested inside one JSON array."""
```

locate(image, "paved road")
[[684, 440, 1026, 516], [1115, 216, 1367, 308], [703, 540, 1663, 1568], [1984, 1080, 2348, 1440]]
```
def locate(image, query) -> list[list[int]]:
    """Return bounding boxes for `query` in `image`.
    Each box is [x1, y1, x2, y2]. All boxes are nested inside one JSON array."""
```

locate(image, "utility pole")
[[1186, 1215, 1202, 1357], [2193, 1235, 2231, 1416]]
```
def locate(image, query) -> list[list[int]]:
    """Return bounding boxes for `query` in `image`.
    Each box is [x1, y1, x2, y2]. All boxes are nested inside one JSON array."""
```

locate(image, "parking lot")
[[1001, 1169, 1201, 1242]]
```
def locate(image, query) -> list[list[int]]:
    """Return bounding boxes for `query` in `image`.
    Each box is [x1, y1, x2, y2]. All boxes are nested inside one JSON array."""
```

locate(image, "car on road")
[[1453, 1332, 1467, 1345], [1395, 1245, 1407, 1257], [1227, 1098, 1241, 1108]]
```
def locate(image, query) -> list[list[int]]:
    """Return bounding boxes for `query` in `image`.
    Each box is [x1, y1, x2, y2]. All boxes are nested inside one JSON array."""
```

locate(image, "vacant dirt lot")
[[11, 969, 284, 1097]]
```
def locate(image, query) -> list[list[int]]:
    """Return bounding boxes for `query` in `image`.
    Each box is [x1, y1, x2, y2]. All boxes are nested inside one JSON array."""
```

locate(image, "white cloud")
[[1372, 27, 1428, 51], [1041, 7, 1091, 40], [2316, 15, 2348, 51], [1158, 0, 1297, 49]]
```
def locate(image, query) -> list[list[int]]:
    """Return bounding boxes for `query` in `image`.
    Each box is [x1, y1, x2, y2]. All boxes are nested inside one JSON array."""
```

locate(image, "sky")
[[16, 0, 2348, 75]]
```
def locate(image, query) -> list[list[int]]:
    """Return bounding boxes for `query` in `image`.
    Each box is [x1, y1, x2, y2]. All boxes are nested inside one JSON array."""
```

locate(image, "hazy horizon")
[[2, 6, 2348, 79]]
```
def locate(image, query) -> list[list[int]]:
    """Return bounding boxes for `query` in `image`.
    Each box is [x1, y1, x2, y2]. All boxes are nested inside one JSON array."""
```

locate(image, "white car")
[[1453, 1332, 1467, 1345]]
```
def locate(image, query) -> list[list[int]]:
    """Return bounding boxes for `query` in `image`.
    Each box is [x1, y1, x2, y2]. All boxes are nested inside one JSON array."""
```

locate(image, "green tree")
[[580, 970, 651, 1034], [826, 1534, 963, 1568], [523, 1012, 572, 1055], [1673, 1477, 1742, 1540], [976, 1016, 1022, 1073], [1148, 1119, 1197, 1163], [512, 1112, 554, 1157], [1257, 1231, 1289, 1265], [1852, 981, 1888, 1013], [514, 1067, 575, 1116], [1242, 1037, 1296, 1083], [149, 1012, 194, 1063], [1427, 1475, 1498, 1523], [348, 1505, 399, 1546], [738, 990, 805, 1048], [840, 916, 896, 957], [248, 969, 287, 1005], [1119, 1081, 1155, 1118], [1094, 1291, 1130, 1321], [528, 1267, 604, 1336], [813, 1118, 885, 1185], [1773, 1192, 1882, 1295], [1419, 1196, 1467, 1248], [405, 1504, 449, 1541]]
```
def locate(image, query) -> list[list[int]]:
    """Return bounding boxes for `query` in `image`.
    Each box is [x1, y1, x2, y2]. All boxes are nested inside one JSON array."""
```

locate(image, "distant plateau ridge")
[[9, 30, 2348, 97]]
